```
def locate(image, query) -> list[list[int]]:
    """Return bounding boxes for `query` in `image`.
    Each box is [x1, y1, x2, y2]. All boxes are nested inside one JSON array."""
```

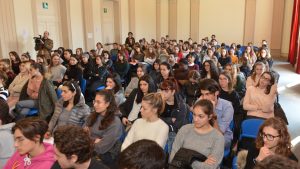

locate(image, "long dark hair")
[[86, 90, 118, 130], [160, 61, 174, 77], [201, 60, 219, 81], [62, 81, 81, 107], [193, 99, 215, 126], [106, 73, 122, 94], [9, 51, 21, 63], [136, 75, 157, 104]]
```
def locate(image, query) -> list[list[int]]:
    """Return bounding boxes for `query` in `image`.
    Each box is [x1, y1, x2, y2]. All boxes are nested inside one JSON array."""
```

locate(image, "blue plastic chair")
[[96, 85, 105, 91], [56, 89, 62, 99], [239, 119, 265, 140], [80, 79, 87, 94], [27, 108, 38, 117], [188, 111, 193, 123], [232, 156, 238, 169]]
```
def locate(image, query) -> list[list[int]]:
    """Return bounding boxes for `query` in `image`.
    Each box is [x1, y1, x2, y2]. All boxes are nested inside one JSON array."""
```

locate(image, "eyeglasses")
[[259, 132, 280, 141]]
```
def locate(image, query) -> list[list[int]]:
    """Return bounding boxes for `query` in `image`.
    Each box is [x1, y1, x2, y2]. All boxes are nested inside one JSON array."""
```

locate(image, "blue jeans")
[[15, 99, 38, 120], [166, 132, 177, 154]]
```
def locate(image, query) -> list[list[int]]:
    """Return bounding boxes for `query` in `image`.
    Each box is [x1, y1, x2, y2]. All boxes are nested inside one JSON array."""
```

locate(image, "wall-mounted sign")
[[104, 8, 108, 13], [42, 2, 48, 9]]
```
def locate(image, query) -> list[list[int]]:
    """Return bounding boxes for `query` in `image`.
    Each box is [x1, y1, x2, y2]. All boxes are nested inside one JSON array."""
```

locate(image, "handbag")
[[169, 148, 207, 169]]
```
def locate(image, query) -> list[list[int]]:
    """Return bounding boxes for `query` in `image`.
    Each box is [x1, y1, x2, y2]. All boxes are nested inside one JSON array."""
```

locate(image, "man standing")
[[36, 31, 53, 63]]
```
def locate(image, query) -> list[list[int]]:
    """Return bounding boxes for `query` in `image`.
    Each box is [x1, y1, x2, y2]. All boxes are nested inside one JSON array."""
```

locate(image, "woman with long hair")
[[121, 93, 169, 151], [224, 63, 246, 97], [7, 61, 31, 108], [120, 75, 156, 126], [63, 55, 83, 84], [106, 73, 126, 106], [169, 99, 224, 168], [155, 62, 174, 88], [9, 51, 21, 74], [114, 51, 130, 81], [246, 62, 266, 89], [47, 53, 67, 88], [243, 71, 277, 119], [201, 60, 219, 82], [85, 90, 123, 165], [244, 118, 298, 169], [47, 81, 90, 135], [125, 64, 147, 97], [0, 59, 16, 87]]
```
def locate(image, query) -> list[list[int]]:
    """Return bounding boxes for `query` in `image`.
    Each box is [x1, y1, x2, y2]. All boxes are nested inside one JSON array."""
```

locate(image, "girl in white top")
[[121, 93, 169, 151], [246, 62, 266, 89]]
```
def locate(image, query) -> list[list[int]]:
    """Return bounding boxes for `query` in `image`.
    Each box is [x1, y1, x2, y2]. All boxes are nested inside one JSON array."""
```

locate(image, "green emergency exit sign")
[[42, 2, 48, 9]]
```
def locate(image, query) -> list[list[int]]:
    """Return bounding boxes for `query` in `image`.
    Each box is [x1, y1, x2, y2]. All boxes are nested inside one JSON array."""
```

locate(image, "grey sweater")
[[89, 115, 123, 154], [169, 124, 224, 169]]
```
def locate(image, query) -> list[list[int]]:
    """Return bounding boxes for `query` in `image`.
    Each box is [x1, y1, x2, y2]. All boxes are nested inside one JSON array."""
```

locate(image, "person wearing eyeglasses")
[[243, 71, 277, 119], [244, 117, 298, 169], [46, 81, 90, 136]]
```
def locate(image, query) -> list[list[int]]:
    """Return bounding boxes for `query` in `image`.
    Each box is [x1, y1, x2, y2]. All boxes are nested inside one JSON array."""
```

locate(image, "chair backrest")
[[188, 111, 193, 123], [240, 118, 265, 139], [80, 79, 87, 94]]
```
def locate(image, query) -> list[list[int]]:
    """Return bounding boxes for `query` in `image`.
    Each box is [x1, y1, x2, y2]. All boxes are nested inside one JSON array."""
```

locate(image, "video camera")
[[34, 35, 43, 51]]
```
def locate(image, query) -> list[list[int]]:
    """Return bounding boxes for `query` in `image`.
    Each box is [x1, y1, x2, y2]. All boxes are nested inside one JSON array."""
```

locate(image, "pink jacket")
[[4, 143, 55, 169]]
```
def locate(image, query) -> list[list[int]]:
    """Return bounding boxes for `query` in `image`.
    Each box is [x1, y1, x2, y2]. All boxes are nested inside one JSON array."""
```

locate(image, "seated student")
[[256, 47, 273, 69], [160, 78, 189, 153], [121, 93, 169, 151], [0, 59, 16, 87], [183, 70, 201, 107], [113, 51, 130, 82], [51, 125, 109, 169], [201, 60, 219, 82], [169, 99, 224, 168], [243, 72, 277, 119], [14, 63, 57, 121], [86, 55, 109, 103], [80, 52, 94, 84], [20, 52, 35, 63], [155, 62, 174, 88], [149, 59, 161, 83], [202, 47, 219, 67], [144, 46, 157, 66], [224, 63, 246, 98], [125, 64, 147, 97], [218, 47, 232, 69], [47, 54, 67, 89], [102, 51, 113, 71], [84, 90, 123, 165], [199, 78, 234, 150], [105, 73, 126, 106], [244, 118, 298, 169], [9, 51, 21, 74], [186, 53, 199, 71], [0, 71, 9, 101], [239, 52, 252, 77], [7, 62, 31, 107], [229, 47, 239, 65], [47, 81, 90, 135], [246, 62, 266, 89], [120, 75, 156, 126], [4, 118, 55, 169], [0, 99, 15, 169], [118, 139, 165, 169], [61, 49, 72, 67], [174, 59, 189, 84], [63, 55, 83, 84]]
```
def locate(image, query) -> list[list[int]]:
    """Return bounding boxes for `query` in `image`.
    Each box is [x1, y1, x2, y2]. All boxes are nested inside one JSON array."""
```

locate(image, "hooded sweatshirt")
[[0, 123, 15, 169], [4, 142, 55, 169]]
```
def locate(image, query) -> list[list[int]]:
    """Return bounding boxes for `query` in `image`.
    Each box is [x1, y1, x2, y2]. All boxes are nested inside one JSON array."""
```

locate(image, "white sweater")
[[121, 118, 169, 151]]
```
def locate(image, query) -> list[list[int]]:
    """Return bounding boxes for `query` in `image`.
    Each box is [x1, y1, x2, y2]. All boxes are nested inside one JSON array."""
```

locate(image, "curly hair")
[[53, 125, 94, 164], [256, 117, 292, 157], [118, 139, 165, 169], [256, 71, 275, 94], [86, 89, 118, 130]]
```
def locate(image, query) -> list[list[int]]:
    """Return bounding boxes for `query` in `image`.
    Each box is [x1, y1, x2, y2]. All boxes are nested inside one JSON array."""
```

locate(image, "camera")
[[34, 35, 43, 51]]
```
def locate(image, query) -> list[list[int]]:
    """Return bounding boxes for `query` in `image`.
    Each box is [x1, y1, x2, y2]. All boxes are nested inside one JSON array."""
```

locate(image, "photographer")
[[35, 31, 53, 63]]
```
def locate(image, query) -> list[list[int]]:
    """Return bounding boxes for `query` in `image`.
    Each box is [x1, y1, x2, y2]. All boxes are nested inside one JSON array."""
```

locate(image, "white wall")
[[281, 0, 294, 56], [198, 0, 245, 45]]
